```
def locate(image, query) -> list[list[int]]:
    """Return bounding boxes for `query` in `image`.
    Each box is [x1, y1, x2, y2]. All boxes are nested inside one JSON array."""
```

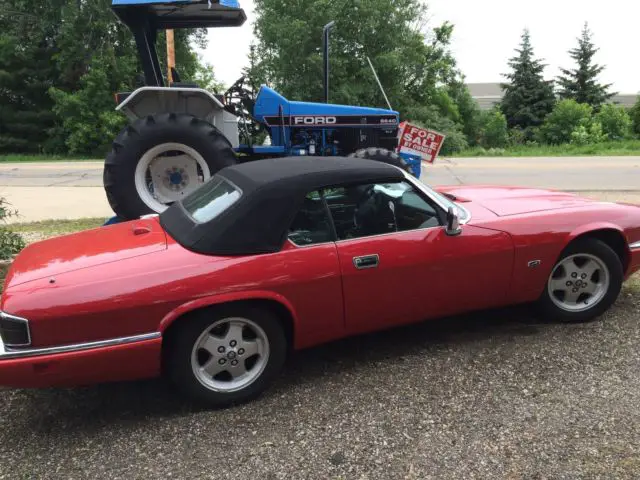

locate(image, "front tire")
[[104, 113, 237, 220], [537, 238, 623, 323], [165, 305, 287, 408], [348, 148, 413, 174]]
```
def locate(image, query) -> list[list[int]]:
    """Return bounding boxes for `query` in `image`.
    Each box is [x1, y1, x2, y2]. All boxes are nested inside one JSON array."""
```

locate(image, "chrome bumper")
[[0, 332, 161, 360]]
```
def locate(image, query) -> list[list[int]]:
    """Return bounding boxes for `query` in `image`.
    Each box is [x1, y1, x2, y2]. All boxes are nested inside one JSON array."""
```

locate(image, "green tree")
[[500, 29, 556, 134], [594, 104, 631, 140], [480, 110, 508, 148], [540, 99, 592, 145], [628, 97, 640, 137], [557, 23, 615, 110], [0, 1, 62, 153]]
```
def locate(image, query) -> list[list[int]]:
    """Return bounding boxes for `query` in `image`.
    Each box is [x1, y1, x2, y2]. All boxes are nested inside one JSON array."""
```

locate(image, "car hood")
[[436, 185, 596, 217], [4, 218, 167, 288]]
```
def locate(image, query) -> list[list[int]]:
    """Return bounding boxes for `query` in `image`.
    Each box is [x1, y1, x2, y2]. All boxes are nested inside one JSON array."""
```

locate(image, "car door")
[[325, 179, 514, 336]]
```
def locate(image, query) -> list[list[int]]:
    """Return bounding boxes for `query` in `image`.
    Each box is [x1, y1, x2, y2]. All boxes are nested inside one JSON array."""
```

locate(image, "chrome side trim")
[[0, 332, 161, 360], [0, 311, 31, 347], [630, 240, 640, 251]]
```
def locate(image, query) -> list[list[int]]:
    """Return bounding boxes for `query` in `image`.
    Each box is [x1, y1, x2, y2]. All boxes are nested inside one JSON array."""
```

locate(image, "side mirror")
[[445, 207, 462, 236]]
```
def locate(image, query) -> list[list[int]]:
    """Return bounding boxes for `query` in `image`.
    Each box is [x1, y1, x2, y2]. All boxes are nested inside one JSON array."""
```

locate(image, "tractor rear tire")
[[348, 148, 412, 174], [104, 113, 237, 220]]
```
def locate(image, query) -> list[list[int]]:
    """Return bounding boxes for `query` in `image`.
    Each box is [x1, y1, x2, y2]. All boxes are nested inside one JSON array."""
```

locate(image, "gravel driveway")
[[0, 277, 638, 479]]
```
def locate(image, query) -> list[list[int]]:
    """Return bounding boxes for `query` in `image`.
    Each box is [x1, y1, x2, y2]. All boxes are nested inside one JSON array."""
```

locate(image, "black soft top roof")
[[160, 156, 404, 256]]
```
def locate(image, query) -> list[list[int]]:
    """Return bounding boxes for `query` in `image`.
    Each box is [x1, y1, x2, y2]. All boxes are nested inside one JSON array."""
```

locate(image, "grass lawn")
[[0, 154, 101, 163], [456, 139, 640, 157], [10, 218, 105, 245]]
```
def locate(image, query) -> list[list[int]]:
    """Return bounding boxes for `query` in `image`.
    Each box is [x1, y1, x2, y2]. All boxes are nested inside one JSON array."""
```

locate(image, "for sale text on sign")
[[397, 122, 446, 164]]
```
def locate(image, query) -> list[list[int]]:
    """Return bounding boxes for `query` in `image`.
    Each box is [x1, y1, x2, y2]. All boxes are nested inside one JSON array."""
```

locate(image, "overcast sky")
[[198, 0, 640, 94]]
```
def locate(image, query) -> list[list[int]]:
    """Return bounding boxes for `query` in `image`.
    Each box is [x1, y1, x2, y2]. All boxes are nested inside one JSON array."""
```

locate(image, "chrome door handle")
[[353, 254, 379, 269]]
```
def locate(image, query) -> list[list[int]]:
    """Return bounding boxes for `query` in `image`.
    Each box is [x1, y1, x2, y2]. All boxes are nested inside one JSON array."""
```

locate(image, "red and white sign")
[[397, 122, 446, 164]]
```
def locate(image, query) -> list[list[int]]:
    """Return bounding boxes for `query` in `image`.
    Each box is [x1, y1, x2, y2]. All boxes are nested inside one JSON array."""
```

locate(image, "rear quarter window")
[[182, 176, 242, 223]]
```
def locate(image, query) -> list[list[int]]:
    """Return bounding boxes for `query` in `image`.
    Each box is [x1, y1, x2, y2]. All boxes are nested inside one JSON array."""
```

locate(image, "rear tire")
[[165, 305, 287, 408], [104, 113, 237, 220], [348, 148, 412, 174]]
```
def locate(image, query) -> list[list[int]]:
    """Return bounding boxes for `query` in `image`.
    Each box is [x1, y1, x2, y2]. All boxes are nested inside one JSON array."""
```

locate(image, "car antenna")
[[366, 56, 393, 111]]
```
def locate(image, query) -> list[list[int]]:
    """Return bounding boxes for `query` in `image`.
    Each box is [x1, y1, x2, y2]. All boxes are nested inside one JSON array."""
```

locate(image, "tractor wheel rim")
[[191, 317, 270, 393], [134, 142, 211, 214], [547, 253, 610, 312]]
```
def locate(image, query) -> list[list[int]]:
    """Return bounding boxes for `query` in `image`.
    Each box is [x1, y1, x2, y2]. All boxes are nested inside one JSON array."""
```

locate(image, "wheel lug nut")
[[238, 348, 245, 355], [231, 360, 238, 366], [581, 273, 587, 279], [566, 281, 572, 286], [230, 340, 237, 347], [571, 272, 578, 278], [217, 346, 225, 353], [573, 288, 579, 293], [218, 358, 226, 365]]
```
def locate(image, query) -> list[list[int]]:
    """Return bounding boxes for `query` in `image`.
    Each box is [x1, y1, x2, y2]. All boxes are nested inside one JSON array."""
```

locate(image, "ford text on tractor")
[[107, 0, 444, 220]]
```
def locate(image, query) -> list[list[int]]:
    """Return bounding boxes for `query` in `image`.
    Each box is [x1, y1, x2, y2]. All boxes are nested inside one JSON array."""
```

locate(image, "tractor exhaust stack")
[[323, 21, 335, 104]]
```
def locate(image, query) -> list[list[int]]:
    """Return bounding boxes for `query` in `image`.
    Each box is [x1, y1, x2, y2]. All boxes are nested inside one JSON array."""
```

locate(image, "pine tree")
[[557, 23, 615, 109], [500, 30, 556, 132]]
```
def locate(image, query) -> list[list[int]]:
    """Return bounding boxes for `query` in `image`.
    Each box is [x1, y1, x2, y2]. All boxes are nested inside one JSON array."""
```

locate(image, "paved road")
[[0, 156, 638, 222]]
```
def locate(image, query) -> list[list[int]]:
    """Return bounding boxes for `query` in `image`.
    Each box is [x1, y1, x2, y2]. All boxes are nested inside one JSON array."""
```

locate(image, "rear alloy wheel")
[[166, 306, 287, 407], [537, 238, 623, 322]]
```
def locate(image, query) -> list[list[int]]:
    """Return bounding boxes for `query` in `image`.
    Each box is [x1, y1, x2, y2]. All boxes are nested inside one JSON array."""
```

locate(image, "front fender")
[[158, 289, 300, 335], [567, 222, 625, 244]]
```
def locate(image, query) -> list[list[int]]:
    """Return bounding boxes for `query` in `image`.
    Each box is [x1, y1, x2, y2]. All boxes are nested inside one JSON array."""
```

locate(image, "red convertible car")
[[1, 157, 639, 407]]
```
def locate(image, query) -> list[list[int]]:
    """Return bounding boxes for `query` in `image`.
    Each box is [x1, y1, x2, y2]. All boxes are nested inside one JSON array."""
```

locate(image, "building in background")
[[466, 82, 639, 110]]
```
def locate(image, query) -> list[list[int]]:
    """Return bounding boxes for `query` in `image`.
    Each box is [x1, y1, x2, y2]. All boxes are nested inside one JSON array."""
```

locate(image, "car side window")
[[323, 181, 441, 241], [287, 191, 335, 246]]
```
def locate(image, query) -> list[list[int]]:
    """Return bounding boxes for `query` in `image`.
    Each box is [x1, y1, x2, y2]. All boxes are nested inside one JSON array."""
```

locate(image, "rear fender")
[[116, 86, 240, 147], [158, 290, 300, 339]]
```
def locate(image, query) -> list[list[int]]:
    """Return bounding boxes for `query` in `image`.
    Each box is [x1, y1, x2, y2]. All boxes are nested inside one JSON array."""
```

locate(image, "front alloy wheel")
[[538, 238, 623, 322]]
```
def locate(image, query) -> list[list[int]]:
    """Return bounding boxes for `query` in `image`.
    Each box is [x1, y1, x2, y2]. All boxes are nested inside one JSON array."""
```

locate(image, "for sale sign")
[[397, 122, 446, 164]]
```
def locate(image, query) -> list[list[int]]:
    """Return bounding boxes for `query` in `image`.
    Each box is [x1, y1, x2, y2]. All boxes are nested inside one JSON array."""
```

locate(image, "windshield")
[[182, 176, 242, 223], [409, 177, 471, 222]]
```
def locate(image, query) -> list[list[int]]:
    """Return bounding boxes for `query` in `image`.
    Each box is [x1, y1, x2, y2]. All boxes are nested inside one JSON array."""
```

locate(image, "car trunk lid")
[[4, 218, 167, 288]]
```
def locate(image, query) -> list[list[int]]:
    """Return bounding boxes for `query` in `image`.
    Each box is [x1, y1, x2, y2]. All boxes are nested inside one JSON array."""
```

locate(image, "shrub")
[[595, 104, 632, 140], [507, 127, 527, 146], [630, 97, 640, 137], [570, 121, 607, 146], [540, 99, 592, 144], [481, 110, 509, 148], [0, 198, 25, 260]]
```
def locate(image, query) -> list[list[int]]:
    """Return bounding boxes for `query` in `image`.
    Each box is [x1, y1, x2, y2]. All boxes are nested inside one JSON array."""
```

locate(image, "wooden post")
[[166, 29, 175, 84]]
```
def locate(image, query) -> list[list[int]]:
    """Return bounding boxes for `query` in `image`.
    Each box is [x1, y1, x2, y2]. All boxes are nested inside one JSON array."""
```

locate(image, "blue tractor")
[[107, 0, 420, 220]]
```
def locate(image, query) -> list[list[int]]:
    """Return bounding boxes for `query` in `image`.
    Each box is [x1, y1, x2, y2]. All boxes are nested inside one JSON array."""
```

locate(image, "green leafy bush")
[[0, 198, 25, 260], [481, 111, 509, 148], [630, 97, 640, 137], [49, 61, 128, 156], [595, 104, 632, 140], [540, 99, 592, 144], [570, 121, 607, 146]]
